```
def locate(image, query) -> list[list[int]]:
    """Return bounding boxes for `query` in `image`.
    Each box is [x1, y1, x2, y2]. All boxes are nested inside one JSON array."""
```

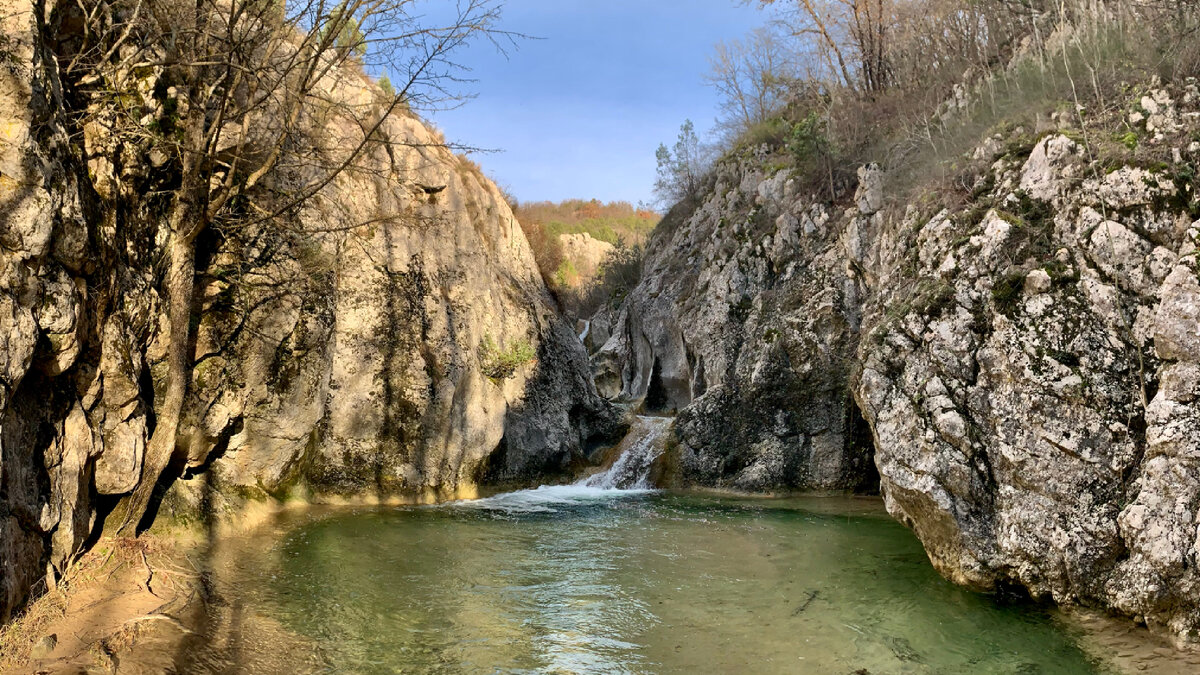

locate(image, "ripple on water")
[[221, 492, 1170, 674], [441, 484, 658, 515]]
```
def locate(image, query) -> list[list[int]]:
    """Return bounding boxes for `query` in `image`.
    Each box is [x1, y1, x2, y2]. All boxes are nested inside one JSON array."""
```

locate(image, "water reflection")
[[229, 493, 1113, 674]]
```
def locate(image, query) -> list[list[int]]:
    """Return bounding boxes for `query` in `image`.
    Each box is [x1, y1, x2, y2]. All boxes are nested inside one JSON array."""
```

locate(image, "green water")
[[240, 489, 1109, 674]]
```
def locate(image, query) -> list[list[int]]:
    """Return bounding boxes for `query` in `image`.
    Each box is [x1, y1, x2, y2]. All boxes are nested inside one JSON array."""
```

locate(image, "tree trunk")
[[117, 209, 197, 534]]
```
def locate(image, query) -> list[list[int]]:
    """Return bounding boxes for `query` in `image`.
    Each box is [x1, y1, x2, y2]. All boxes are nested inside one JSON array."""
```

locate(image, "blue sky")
[[414, 1, 769, 205]]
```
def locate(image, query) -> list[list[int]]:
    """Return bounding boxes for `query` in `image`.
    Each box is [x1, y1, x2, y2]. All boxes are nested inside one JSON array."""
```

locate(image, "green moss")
[[150, 360, 170, 395], [995, 209, 1024, 227], [996, 191, 1057, 262], [193, 357, 224, 390], [992, 272, 1026, 317], [1002, 132, 1038, 162], [1043, 259, 1079, 285], [45, 333, 67, 353]]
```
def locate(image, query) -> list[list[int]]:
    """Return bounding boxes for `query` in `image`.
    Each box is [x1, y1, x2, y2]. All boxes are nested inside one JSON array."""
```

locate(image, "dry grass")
[[0, 582, 69, 668], [0, 537, 179, 669]]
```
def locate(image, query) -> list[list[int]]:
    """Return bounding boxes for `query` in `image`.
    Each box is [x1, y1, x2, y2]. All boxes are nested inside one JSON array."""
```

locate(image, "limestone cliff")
[[857, 108, 1200, 640], [592, 158, 876, 492], [0, 0, 621, 621], [557, 232, 614, 287], [597, 83, 1200, 640]]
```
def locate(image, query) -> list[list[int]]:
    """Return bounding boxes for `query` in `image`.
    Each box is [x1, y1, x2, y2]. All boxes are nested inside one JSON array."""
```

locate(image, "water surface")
[[230, 488, 1116, 674]]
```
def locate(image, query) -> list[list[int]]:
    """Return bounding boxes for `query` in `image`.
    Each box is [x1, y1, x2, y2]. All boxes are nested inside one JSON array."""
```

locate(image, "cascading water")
[[575, 416, 671, 489], [445, 415, 672, 514]]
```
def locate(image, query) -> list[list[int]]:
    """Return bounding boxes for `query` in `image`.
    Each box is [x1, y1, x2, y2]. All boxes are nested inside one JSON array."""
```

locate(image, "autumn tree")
[[58, 0, 511, 532]]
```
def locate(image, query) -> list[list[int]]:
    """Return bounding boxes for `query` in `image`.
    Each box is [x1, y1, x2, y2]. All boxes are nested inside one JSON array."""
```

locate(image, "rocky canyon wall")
[[596, 83, 1200, 640], [0, 0, 621, 621]]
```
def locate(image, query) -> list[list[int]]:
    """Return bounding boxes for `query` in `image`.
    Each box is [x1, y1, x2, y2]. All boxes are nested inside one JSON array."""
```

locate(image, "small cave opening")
[[644, 358, 669, 413], [846, 394, 881, 494]]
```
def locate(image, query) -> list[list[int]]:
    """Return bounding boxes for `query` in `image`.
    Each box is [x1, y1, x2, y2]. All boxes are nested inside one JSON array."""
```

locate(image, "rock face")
[[176, 123, 621, 504], [171, 109, 623, 504], [558, 232, 615, 286], [854, 120, 1200, 641], [598, 82, 1200, 640], [0, 0, 620, 622], [592, 156, 877, 492]]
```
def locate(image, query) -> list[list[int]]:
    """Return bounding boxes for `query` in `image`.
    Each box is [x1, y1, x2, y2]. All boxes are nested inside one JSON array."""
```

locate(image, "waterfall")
[[576, 416, 672, 490], [444, 416, 671, 514]]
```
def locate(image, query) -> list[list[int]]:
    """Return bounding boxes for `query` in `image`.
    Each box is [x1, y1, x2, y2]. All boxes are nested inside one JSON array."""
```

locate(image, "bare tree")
[[757, 0, 862, 92], [56, 0, 512, 532], [757, 0, 1044, 96], [706, 26, 797, 138]]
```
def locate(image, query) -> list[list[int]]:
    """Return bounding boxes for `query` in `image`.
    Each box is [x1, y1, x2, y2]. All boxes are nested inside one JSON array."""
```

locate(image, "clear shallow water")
[[236, 489, 1114, 674]]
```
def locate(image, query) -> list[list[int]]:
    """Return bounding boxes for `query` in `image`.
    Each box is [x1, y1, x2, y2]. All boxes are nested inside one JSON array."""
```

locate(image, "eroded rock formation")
[[596, 83, 1200, 640], [592, 156, 875, 491], [0, 0, 620, 621], [858, 122, 1200, 640]]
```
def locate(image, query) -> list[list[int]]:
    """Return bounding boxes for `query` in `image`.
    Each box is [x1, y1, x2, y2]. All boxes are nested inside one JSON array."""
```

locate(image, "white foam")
[[446, 484, 654, 514], [443, 417, 673, 514], [576, 416, 672, 490]]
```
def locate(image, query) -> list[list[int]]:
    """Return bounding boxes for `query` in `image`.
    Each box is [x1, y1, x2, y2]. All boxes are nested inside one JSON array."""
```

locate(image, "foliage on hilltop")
[[516, 199, 658, 246], [511, 198, 657, 318]]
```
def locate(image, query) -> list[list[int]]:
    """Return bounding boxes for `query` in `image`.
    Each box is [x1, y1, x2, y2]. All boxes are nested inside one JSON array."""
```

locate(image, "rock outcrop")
[[0, 0, 620, 622], [592, 156, 876, 492], [558, 232, 615, 287], [597, 81, 1200, 641], [856, 120, 1200, 641]]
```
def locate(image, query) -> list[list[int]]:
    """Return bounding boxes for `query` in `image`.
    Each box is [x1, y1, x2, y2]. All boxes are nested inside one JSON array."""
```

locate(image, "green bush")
[[478, 335, 536, 380], [553, 259, 579, 288], [991, 273, 1026, 317], [574, 240, 644, 315]]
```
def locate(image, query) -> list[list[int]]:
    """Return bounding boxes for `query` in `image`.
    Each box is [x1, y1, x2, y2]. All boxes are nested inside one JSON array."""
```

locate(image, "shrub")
[[478, 335, 536, 380], [553, 259, 580, 288], [991, 272, 1026, 317]]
